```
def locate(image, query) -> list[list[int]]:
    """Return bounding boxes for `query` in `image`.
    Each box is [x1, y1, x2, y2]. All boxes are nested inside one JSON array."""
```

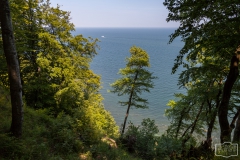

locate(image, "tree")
[[0, 0, 119, 143], [164, 0, 240, 143], [0, 0, 23, 137], [110, 46, 157, 135], [166, 46, 225, 147], [166, 83, 222, 148], [3, 0, 99, 115]]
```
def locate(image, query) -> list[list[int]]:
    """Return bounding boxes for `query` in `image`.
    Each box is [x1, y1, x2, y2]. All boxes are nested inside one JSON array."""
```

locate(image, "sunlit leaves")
[[0, 0, 119, 142], [110, 46, 157, 109]]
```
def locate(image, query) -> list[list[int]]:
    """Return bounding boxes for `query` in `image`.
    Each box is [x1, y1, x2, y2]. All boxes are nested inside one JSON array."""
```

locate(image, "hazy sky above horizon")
[[50, 0, 179, 28]]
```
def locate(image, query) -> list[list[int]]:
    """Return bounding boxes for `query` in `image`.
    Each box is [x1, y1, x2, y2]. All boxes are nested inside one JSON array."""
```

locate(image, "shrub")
[[0, 133, 25, 159], [155, 135, 182, 159], [123, 118, 159, 160], [90, 141, 140, 160], [72, 104, 119, 145], [48, 113, 83, 154]]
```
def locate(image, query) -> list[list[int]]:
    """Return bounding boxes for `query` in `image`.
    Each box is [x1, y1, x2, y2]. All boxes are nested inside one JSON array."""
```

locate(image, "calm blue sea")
[[74, 28, 185, 134]]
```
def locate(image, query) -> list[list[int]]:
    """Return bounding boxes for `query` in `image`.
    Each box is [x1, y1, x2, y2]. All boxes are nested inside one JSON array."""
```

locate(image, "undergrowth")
[[1, 89, 240, 159], [0, 98, 138, 160]]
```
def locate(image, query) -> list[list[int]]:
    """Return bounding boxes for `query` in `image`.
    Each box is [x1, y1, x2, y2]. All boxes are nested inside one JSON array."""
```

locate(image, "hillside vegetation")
[[1, 0, 240, 159]]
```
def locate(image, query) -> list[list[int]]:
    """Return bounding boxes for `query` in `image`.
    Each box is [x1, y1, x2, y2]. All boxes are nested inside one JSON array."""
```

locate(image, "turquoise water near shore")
[[74, 28, 185, 134]]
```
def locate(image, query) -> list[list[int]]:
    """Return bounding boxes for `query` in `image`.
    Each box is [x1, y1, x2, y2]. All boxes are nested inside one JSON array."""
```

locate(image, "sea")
[[73, 28, 185, 135]]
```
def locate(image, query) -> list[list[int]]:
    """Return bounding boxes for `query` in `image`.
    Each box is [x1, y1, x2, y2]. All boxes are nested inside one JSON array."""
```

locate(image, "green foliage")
[[110, 46, 157, 134], [3, 0, 101, 117], [0, 133, 25, 159], [123, 118, 186, 160], [155, 135, 182, 159], [0, 98, 132, 160], [125, 118, 158, 159], [0, 93, 119, 159], [0, 86, 11, 132], [164, 0, 240, 73], [0, 52, 8, 87], [110, 46, 157, 109], [163, 0, 240, 145], [47, 114, 82, 153], [73, 104, 119, 145], [90, 141, 141, 160], [0, 0, 121, 159], [165, 78, 223, 148], [0, 99, 77, 159], [163, 0, 240, 147], [166, 92, 206, 138], [1, 0, 119, 143]]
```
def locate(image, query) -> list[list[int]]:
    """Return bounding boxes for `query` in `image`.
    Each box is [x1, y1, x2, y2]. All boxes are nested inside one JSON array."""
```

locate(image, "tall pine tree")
[[110, 46, 157, 135]]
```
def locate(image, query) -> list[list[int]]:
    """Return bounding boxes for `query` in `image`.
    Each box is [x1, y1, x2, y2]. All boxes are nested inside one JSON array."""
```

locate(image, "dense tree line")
[[164, 0, 240, 145], [0, 0, 118, 143], [2, 0, 240, 159]]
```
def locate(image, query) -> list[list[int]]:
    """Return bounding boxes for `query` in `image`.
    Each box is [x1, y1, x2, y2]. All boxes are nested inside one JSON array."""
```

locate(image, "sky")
[[50, 0, 179, 28]]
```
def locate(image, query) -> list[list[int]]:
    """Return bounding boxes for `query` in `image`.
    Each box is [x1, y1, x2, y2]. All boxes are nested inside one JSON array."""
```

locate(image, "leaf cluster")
[[110, 46, 157, 109], [0, 0, 120, 155], [164, 0, 240, 146], [164, 0, 240, 73]]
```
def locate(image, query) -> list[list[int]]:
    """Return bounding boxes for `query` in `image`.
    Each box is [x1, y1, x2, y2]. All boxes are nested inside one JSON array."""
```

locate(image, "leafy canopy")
[[110, 46, 157, 109], [0, 0, 119, 144]]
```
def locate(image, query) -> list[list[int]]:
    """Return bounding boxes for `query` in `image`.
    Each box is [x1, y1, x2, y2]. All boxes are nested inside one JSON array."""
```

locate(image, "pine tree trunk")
[[121, 70, 139, 135], [218, 55, 239, 143], [0, 0, 23, 138], [121, 101, 132, 136]]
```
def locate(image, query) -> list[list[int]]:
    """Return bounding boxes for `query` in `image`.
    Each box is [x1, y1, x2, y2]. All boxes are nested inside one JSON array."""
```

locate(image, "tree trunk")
[[233, 113, 240, 142], [0, 0, 23, 137], [218, 55, 239, 143], [207, 90, 221, 141], [182, 102, 204, 147], [231, 108, 240, 142], [121, 99, 132, 136], [207, 112, 217, 141], [121, 71, 139, 135], [175, 105, 191, 138]]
